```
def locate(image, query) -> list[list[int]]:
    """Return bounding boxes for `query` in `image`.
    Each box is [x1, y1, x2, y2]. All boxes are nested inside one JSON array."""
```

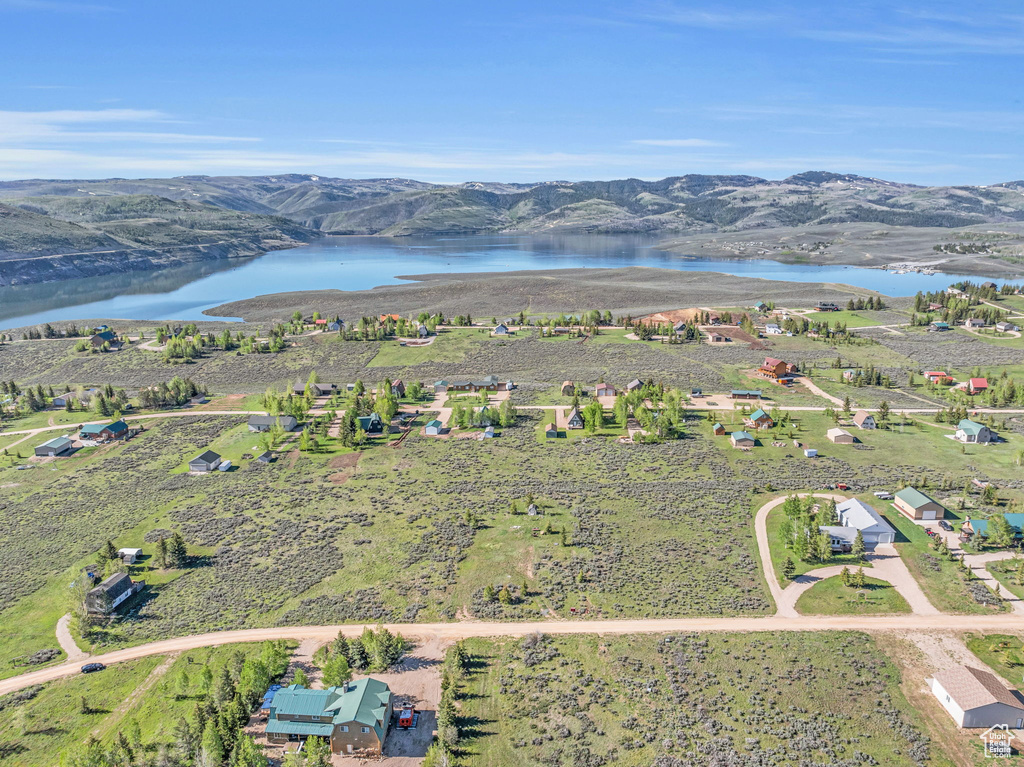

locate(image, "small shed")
[[118, 547, 143, 565], [804, 448, 817, 458], [425, 420, 443, 436], [189, 450, 222, 473], [545, 423, 559, 439], [827, 427, 854, 444], [712, 422, 725, 436], [561, 381, 575, 396], [256, 452, 274, 463], [481, 426, 495, 439], [730, 431, 755, 448]]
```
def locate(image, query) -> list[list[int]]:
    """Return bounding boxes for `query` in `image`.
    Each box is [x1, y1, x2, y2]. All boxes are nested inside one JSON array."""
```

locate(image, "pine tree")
[[167, 532, 188, 568], [852, 530, 866, 562], [782, 557, 796, 580], [840, 566, 851, 587], [157, 536, 169, 569], [483, 584, 496, 602]]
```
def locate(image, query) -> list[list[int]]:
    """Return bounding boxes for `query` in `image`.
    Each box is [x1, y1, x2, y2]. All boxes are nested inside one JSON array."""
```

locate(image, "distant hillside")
[[0, 194, 319, 286], [4, 172, 1024, 238]]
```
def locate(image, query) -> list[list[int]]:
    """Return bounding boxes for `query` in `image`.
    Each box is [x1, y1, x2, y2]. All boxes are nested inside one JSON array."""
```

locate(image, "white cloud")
[[0, 109, 259, 145]]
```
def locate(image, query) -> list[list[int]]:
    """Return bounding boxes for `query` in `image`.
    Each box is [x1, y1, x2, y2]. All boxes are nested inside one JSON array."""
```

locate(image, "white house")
[[956, 419, 995, 444], [929, 666, 1024, 729], [764, 323, 783, 335], [836, 498, 896, 547]]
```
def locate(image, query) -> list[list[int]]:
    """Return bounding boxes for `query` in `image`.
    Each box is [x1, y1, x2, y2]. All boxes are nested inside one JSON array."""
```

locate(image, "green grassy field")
[[459, 631, 951, 767], [0, 642, 282, 765], [965, 634, 1024, 687], [795, 574, 911, 614]]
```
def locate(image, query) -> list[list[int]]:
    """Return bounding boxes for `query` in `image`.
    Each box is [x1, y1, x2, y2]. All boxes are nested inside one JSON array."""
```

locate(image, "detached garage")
[[894, 487, 945, 521], [35, 436, 73, 457], [929, 666, 1024, 729]]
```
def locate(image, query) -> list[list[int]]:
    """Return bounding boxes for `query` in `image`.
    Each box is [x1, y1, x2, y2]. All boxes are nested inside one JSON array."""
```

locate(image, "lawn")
[[764, 502, 870, 585], [883, 507, 1005, 614], [803, 309, 905, 328], [0, 642, 288, 765], [965, 634, 1024, 687], [795, 574, 911, 615], [459, 631, 951, 767], [365, 328, 488, 367]]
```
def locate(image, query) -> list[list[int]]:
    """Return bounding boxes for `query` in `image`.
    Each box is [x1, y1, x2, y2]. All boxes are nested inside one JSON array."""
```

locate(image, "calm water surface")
[[0, 234, 992, 329]]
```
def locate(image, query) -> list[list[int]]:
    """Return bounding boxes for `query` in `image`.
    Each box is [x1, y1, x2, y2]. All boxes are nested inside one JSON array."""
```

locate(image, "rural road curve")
[[7, 614, 1024, 697]]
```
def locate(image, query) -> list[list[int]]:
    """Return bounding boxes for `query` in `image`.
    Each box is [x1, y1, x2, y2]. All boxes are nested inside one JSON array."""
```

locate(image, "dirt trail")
[[92, 653, 178, 736], [56, 614, 89, 663]]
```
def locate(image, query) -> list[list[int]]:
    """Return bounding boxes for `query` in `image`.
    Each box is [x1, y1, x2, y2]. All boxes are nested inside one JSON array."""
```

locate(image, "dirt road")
[[6, 614, 1024, 697]]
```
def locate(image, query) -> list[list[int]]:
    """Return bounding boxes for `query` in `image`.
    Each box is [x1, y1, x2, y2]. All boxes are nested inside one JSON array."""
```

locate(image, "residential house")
[[190, 394, 208, 405], [493, 323, 510, 335], [52, 392, 77, 408], [565, 408, 585, 430], [956, 419, 995, 444], [672, 321, 687, 334], [764, 323, 783, 335], [712, 422, 726, 436], [293, 383, 338, 397], [265, 679, 393, 756], [893, 487, 945, 521], [815, 301, 841, 312], [86, 572, 144, 615], [34, 436, 73, 457], [964, 513, 1024, 541], [561, 381, 575, 396], [928, 321, 950, 332], [753, 301, 768, 312], [544, 423, 559, 438], [852, 410, 876, 430], [328, 321, 343, 332], [981, 281, 998, 290], [819, 525, 856, 553], [625, 379, 643, 392], [927, 302, 944, 311], [433, 375, 512, 393], [827, 427, 855, 444], [996, 321, 1018, 333], [730, 389, 762, 400], [117, 548, 143, 565], [924, 371, 951, 384], [379, 314, 401, 323], [248, 415, 299, 433], [314, 319, 328, 327], [928, 666, 1024, 729], [968, 378, 989, 395], [842, 369, 859, 381], [595, 383, 616, 397], [424, 420, 443, 436], [744, 408, 774, 430], [758, 357, 789, 380], [730, 431, 755, 448], [90, 330, 120, 349], [80, 420, 129, 441], [836, 498, 896, 546], [417, 324, 430, 338], [391, 380, 406, 398], [189, 450, 222, 473], [357, 413, 384, 434], [965, 318, 986, 329], [709, 333, 730, 342]]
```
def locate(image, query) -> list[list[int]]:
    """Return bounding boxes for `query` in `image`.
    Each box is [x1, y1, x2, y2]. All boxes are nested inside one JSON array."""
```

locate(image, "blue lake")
[[0, 234, 988, 330]]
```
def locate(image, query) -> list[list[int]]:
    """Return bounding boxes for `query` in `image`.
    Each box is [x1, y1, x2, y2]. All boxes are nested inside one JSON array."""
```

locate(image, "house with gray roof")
[[248, 414, 298, 433], [819, 525, 857, 553], [433, 375, 512, 393], [189, 450, 222, 473], [86, 572, 144, 615], [265, 679, 393, 756], [836, 498, 895, 547]]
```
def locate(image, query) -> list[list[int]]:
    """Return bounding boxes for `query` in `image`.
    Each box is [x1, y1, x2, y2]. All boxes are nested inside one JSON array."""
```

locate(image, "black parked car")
[[938, 520, 953, 532], [81, 662, 106, 674]]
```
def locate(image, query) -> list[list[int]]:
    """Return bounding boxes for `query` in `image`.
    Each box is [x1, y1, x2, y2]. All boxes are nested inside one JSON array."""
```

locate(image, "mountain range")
[[2, 172, 1024, 285]]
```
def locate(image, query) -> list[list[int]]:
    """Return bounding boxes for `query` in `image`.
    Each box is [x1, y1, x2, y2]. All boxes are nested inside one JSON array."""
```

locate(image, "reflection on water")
[[0, 234, 988, 330]]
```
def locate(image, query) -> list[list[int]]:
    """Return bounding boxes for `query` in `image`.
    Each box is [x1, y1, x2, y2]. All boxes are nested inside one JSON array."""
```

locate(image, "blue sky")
[[1, 0, 1022, 184]]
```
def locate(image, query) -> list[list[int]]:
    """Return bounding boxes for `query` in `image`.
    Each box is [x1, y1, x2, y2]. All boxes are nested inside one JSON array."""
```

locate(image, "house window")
[[340, 725, 349, 732], [361, 726, 370, 733]]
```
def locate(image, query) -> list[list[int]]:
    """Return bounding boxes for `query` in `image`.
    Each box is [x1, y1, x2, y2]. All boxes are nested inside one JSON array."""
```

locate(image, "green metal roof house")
[[969, 513, 1024, 540], [266, 678, 393, 756], [955, 419, 995, 444]]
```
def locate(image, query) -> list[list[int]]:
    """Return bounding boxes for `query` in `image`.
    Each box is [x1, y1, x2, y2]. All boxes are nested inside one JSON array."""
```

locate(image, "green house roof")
[[267, 679, 392, 742], [731, 431, 753, 441], [80, 423, 106, 435], [957, 419, 986, 436], [748, 408, 770, 421], [712, 422, 723, 430], [895, 486, 939, 509], [971, 513, 1024, 538], [426, 420, 442, 428]]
